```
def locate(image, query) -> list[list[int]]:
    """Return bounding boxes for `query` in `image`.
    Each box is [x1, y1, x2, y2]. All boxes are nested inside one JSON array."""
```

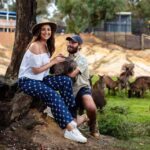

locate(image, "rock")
[[22, 118, 44, 130], [0, 76, 18, 102], [0, 80, 10, 101], [0, 92, 33, 126]]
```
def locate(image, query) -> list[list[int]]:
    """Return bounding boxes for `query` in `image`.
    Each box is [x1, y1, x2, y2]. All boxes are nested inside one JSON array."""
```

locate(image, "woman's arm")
[[32, 56, 65, 74], [29, 43, 65, 74]]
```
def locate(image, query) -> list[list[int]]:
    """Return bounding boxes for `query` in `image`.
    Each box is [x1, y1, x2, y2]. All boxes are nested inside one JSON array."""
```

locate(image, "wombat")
[[50, 56, 77, 75]]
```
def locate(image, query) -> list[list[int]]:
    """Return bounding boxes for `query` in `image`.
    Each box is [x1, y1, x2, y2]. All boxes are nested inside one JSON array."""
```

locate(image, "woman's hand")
[[32, 56, 65, 74], [51, 55, 65, 65], [57, 53, 65, 57]]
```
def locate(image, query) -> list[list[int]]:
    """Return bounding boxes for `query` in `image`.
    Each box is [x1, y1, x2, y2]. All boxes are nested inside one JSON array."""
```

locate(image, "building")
[[0, 11, 16, 32], [105, 12, 132, 33]]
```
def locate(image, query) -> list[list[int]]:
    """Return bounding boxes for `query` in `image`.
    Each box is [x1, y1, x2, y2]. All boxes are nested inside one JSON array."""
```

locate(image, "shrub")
[[98, 106, 132, 139], [110, 106, 129, 115], [132, 122, 150, 137], [99, 113, 131, 139]]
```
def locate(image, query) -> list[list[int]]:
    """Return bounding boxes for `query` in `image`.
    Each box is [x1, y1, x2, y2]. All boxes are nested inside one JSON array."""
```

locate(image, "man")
[[66, 35, 100, 139]]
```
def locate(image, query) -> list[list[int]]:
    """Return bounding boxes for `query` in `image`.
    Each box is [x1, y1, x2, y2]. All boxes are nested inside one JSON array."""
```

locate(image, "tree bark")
[[0, 92, 33, 126], [5, 0, 37, 79]]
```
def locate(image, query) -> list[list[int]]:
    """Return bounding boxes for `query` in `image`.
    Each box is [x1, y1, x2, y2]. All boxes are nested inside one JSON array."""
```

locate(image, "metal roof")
[[116, 12, 132, 15], [0, 11, 16, 16]]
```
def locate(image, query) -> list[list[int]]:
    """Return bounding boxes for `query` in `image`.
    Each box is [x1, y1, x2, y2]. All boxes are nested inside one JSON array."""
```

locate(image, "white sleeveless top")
[[18, 50, 50, 81]]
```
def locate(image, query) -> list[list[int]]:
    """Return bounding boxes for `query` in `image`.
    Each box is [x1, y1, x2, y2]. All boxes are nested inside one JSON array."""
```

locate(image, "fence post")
[[141, 34, 144, 50], [125, 22, 127, 48], [114, 28, 116, 44]]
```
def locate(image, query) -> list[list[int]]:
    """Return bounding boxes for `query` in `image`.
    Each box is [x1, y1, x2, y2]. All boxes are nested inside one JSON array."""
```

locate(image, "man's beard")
[[67, 46, 78, 54]]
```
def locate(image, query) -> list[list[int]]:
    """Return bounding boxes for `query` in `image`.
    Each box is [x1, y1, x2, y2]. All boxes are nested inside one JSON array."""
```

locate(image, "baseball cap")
[[66, 35, 83, 44]]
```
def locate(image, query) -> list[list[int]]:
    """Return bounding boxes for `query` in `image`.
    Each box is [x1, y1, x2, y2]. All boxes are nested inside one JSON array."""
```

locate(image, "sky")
[[47, 0, 58, 18]]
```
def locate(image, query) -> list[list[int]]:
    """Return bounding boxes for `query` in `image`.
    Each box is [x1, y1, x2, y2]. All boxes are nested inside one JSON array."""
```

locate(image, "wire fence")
[[86, 20, 150, 50]]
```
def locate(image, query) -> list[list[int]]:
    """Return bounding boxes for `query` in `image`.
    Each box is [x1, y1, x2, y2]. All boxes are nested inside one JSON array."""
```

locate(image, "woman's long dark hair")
[[27, 24, 55, 56]]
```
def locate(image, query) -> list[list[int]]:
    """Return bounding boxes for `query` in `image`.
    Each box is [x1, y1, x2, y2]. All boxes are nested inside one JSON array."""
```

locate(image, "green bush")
[[98, 106, 133, 140], [99, 112, 131, 139], [110, 106, 129, 115], [98, 106, 150, 140]]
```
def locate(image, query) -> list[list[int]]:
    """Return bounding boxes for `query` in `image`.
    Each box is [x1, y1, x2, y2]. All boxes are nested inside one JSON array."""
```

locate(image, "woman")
[[18, 21, 87, 143]]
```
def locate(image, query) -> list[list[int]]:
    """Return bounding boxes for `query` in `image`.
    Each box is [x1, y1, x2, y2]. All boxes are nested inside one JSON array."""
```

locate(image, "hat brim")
[[32, 22, 57, 35], [66, 37, 78, 43]]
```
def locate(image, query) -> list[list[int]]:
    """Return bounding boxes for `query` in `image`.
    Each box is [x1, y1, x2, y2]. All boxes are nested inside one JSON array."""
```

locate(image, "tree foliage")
[[124, 0, 150, 22], [57, 0, 126, 33], [0, 0, 52, 17], [57, 0, 90, 33], [36, 0, 48, 15], [136, 0, 150, 20], [0, 0, 16, 11]]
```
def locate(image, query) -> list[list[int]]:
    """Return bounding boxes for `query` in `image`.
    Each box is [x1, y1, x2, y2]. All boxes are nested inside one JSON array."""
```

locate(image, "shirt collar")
[[69, 51, 80, 58]]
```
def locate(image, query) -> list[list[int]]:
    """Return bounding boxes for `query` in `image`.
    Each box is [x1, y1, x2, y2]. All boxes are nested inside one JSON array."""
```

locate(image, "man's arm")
[[68, 55, 88, 78], [67, 67, 80, 78]]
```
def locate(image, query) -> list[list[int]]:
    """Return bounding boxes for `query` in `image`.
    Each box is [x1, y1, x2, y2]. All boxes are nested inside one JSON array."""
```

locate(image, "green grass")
[[106, 95, 150, 123], [113, 136, 150, 150]]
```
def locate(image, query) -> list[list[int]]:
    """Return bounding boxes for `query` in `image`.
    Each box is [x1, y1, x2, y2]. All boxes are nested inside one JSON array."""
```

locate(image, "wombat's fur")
[[50, 57, 77, 75]]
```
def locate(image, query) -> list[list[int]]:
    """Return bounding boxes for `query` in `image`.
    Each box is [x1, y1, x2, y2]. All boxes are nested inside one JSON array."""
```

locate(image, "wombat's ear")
[[49, 65, 54, 74]]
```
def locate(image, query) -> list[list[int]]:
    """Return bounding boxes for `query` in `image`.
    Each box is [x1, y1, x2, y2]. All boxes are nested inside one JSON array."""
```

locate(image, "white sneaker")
[[70, 121, 83, 135], [43, 107, 54, 118], [70, 120, 77, 128], [64, 128, 87, 143]]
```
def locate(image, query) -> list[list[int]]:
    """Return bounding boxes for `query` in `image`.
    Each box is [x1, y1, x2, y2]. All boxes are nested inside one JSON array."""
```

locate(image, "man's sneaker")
[[64, 128, 87, 143], [89, 124, 100, 140], [77, 114, 89, 127]]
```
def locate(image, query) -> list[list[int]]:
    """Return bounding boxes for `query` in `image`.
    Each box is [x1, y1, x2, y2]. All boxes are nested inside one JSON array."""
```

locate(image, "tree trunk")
[[5, 0, 37, 79], [0, 92, 33, 126]]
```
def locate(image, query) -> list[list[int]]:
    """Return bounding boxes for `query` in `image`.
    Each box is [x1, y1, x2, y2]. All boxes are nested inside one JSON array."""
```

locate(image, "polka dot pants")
[[18, 76, 76, 129]]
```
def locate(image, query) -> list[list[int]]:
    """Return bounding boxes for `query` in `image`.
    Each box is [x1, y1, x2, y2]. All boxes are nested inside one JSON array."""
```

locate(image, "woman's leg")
[[43, 75, 77, 118], [18, 77, 87, 143], [18, 77, 73, 129]]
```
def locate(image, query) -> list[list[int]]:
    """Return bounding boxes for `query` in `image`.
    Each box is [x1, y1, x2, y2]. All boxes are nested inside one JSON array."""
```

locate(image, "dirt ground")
[[0, 109, 127, 150]]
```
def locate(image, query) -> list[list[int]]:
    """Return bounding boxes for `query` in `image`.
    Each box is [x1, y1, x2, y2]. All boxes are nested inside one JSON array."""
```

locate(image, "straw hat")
[[31, 20, 57, 35]]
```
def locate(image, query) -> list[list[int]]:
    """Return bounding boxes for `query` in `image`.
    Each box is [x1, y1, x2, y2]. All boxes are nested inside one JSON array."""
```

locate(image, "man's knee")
[[83, 96, 96, 111], [85, 104, 97, 114]]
